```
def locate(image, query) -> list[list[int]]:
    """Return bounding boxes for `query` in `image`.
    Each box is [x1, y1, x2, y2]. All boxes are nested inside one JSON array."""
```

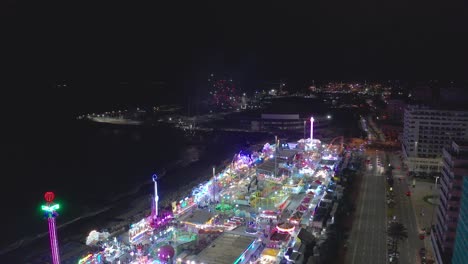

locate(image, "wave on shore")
[[0, 147, 204, 257], [0, 206, 112, 256], [1, 134, 258, 259]]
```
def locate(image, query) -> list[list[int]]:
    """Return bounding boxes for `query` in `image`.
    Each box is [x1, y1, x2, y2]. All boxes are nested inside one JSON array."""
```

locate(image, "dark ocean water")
[[1, 121, 176, 245], [0, 115, 270, 259]]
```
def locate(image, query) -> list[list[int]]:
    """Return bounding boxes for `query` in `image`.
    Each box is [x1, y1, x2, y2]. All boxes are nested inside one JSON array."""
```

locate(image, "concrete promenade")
[[410, 179, 439, 263], [390, 152, 424, 264], [395, 152, 438, 263]]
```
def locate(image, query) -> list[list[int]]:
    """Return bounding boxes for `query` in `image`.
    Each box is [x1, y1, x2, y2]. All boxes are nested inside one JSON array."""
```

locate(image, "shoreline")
[[4, 111, 361, 261], [1, 132, 270, 262]]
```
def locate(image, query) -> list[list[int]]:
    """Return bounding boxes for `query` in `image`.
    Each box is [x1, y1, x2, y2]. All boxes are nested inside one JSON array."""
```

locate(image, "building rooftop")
[[255, 151, 296, 175], [406, 104, 468, 112], [452, 141, 468, 151], [297, 228, 315, 245], [180, 209, 214, 225], [320, 159, 336, 166], [256, 159, 277, 174], [445, 141, 468, 160], [313, 207, 328, 221], [270, 231, 291, 242], [194, 232, 256, 264], [276, 149, 299, 160]]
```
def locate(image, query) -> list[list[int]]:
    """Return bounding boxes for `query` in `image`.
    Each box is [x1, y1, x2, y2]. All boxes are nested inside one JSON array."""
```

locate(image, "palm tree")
[[387, 222, 408, 254]]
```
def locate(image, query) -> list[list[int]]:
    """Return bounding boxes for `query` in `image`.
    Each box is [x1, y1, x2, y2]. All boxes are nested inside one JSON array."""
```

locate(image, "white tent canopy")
[[86, 230, 110, 246]]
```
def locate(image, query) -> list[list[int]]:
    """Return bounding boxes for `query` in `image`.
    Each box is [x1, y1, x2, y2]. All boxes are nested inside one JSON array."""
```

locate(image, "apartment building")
[[402, 105, 468, 174], [432, 141, 468, 264], [451, 176, 468, 264]]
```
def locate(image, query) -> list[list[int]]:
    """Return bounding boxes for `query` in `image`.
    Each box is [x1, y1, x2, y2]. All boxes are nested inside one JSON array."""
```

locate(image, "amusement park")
[[43, 117, 350, 264]]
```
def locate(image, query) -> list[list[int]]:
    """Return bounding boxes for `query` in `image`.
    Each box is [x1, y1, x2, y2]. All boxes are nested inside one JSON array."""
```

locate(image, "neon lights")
[[129, 229, 147, 243], [310, 116, 314, 141], [233, 240, 256, 264], [129, 219, 152, 243], [47, 216, 60, 264], [41, 204, 60, 212], [44, 192, 55, 202], [233, 253, 244, 264], [42, 192, 60, 264], [78, 253, 93, 264], [277, 223, 295, 233], [153, 174, 159, 218]]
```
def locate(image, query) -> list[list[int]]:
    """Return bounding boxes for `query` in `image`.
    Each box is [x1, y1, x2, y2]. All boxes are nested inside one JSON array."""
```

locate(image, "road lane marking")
[[358, 169, 369, 231], [352, 161, 370, 264], [370, 176, 376, 262]]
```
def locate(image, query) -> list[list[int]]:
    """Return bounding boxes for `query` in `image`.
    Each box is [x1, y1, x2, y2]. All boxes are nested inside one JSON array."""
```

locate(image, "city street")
[[389, 152, 425, 264], [346, 151, 387, 264]]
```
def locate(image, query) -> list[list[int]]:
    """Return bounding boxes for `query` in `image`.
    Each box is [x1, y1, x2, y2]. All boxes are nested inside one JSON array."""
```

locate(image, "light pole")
[[429, 176, 440, 231], [303, 120, 306, 140], [274, 135, 278, 177], [413, 141, 418, 173]]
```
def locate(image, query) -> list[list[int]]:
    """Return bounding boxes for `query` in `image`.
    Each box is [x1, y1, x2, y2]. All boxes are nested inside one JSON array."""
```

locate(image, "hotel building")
[[402, 105, 468, 174], [432, 141, 468, 263], [451, 176, 468, 264]]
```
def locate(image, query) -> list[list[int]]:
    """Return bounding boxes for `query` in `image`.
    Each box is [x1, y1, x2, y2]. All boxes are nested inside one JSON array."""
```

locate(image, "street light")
[[303, 120, 306, 140]]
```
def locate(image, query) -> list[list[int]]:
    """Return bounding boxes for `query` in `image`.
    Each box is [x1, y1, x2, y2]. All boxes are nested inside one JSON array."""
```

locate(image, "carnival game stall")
[[257, 210, 279, 224], [269, 223, 295, 249], [259, 248, 280, 264], [289, 211, 303, 225], [129, 218, 152, 244], [172, 196, 197, 218]]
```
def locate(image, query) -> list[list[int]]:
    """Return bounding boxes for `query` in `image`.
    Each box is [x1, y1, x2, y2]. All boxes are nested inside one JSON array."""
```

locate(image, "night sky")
[[2, 1, 468, 115]]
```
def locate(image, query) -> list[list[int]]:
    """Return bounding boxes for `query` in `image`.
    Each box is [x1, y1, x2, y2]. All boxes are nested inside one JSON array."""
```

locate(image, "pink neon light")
[[48, 217, 60, 264], [48, 219, 55, 260], [276, 222, 295, 233]]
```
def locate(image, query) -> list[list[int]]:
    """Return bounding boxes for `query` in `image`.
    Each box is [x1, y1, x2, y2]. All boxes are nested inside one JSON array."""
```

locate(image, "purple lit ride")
[[42, 191, 61, 264], [129, 174, 174, 244], [158, 244, 175, 263], [150, 173, 173, 229]]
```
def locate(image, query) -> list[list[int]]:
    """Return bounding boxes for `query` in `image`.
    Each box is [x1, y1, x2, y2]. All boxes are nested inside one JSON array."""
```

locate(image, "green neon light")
[[234, 241, 255, 264], [233, 256, 242, 264], [41, 204, 60, 212]]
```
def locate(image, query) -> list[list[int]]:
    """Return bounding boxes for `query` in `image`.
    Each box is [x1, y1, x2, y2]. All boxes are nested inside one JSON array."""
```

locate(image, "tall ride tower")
[[310, 116, 315, 141], [152, 174, 159, 218], [41, 192, 60, 264]]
